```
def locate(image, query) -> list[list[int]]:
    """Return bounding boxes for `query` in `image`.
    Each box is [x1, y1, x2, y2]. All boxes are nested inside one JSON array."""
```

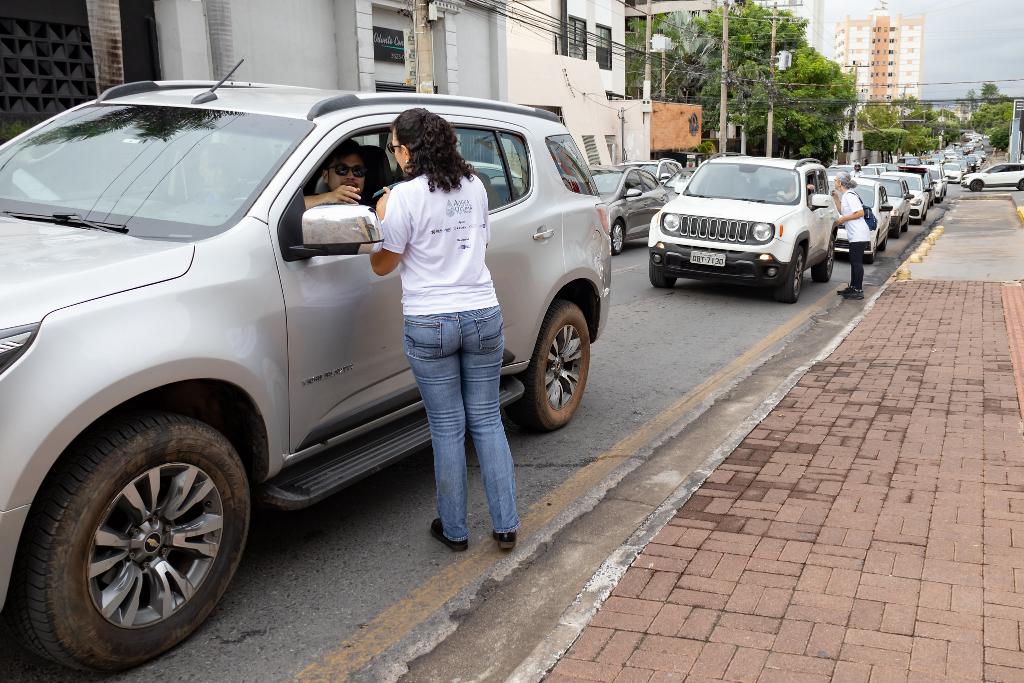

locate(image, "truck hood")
[[661, 196, 796, 223], [0, 218, 195, 329]]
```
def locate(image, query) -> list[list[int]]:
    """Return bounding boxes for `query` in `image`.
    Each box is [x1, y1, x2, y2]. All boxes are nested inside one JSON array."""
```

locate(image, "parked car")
[[856, 166, 883, 178], [835, 178, 891, 265], [0, 82, 612, 670], [883, 171, 930, 223], [593, 165, 670, 255], [874, 175, 912, 236], [619, 158, 683, 183], [962, 163, 1024, 192], [649, 156, 836, 304], [897, 166, 935, 206]]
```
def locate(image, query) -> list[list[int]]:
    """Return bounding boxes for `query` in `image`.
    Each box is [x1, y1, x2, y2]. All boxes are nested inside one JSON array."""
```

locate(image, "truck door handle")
[[533, 228, 555, 241]]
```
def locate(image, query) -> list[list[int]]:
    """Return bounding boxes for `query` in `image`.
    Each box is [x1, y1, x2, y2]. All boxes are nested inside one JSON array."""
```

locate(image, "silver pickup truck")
[[0, 82, 610, 670]]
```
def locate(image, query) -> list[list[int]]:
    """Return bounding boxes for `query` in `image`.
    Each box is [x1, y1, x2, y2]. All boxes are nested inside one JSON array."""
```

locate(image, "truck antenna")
[[191, 58, 245, 105]]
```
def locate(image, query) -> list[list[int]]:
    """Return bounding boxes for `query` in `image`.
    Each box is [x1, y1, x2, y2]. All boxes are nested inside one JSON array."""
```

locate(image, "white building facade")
[[154, 0, 507, 100], [834, 9, 925, 101]]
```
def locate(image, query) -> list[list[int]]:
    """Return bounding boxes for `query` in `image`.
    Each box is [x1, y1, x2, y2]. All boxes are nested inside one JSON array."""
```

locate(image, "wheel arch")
[[549, 277, 602, 343]]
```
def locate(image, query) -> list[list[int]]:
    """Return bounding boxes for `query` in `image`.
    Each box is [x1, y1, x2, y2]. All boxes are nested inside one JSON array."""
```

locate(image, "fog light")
[[653, 253, 663, 264], [766, 267, 778, 277], [758, 254, 773, 262], [657, 242, 665, 250]]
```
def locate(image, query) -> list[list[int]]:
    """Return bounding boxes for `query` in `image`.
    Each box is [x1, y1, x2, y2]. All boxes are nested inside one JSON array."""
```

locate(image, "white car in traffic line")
[[834, 178, 891, 265]]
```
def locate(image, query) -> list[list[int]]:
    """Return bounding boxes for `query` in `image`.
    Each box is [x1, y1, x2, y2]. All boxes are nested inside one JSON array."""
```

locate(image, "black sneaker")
[[842, 288, 864, 300], [837, 286, 854, 296], [430, 518, 468, 552], [492, 530, 517, 550]]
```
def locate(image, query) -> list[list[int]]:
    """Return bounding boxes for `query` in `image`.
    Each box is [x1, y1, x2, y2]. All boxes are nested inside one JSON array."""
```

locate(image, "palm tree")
[[85, 0, 124, 93], [203, 0, 236, 79]]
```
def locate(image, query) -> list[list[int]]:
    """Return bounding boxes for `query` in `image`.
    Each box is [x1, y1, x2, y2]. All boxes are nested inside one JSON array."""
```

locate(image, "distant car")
[[874, 175, 912, 236], [663, 169, 694, 196], [924, 167, 947, 204], [619, 159, 684, 184], [856, 166, 883, 178], [897, 166, 935, 206], [965, 155, 981, 173], [883, 171, 930, 223], [962, 163, 1024, 192], [592, 165, 670, 255], [835, 178, 891, 265], [895, 156, 922, 166], [942, 161, 964, 183], [867, 162, 899, 173]]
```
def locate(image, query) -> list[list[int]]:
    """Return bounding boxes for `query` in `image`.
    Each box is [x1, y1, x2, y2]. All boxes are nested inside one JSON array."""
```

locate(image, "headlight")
[[911, 198, 922, 205], [662, 213, 681, 233], [0, 324, 38, 376], [752, 222, 774, 242]]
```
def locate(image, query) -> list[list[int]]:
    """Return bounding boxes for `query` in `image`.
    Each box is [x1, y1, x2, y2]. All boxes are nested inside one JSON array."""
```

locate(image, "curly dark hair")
[[392, 108, 475, 192]]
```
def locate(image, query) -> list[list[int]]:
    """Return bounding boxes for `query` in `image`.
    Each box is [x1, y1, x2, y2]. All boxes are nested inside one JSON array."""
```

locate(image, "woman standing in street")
[[369, 108, 519, 552], [834, 171, 869, 301]]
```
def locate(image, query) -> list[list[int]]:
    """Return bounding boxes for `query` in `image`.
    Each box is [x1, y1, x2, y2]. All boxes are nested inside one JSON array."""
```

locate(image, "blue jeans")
[[403, 306, 520, 542]]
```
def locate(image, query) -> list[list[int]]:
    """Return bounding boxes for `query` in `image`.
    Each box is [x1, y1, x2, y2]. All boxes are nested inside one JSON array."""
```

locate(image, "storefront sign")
[[373, 27, 406, 63]]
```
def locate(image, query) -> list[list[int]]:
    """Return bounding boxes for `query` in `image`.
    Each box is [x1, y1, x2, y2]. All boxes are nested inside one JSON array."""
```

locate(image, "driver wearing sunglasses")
[[304, 139, 369, 210]]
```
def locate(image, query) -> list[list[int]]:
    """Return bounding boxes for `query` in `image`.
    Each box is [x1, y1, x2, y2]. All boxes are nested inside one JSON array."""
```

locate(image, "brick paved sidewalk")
[[548, 281, 1024, 683]]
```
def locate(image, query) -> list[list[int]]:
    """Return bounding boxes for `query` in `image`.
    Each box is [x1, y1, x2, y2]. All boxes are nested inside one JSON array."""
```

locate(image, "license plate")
[[690, 251, 726, 267]]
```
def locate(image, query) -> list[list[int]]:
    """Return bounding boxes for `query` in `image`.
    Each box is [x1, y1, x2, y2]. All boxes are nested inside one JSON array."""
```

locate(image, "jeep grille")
[[670, 215, 758, 243]]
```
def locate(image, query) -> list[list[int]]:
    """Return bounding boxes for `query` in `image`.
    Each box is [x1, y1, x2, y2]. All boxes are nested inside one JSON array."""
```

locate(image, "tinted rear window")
[[546, 134, 598, 195]]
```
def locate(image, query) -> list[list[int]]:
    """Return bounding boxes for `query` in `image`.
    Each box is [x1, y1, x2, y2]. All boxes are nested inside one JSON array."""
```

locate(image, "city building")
[[834, 7, 925, 101], [752, 0, 826, 54], [621, 0, 715, 22]]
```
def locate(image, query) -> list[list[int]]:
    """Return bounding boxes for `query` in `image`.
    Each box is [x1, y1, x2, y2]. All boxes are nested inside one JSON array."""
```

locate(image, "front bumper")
[[649, 243, 789, 286], [909, 206, 923, 218], [0, 505, 30, 611]]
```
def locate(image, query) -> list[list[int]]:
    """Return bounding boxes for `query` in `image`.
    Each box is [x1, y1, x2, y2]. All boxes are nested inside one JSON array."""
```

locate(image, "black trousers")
[[848, 241, 869, 290]]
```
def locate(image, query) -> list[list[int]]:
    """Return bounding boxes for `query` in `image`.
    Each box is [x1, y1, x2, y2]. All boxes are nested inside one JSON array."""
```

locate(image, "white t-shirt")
[[841, 190, 871, 243], [381, 174, 499, 316]]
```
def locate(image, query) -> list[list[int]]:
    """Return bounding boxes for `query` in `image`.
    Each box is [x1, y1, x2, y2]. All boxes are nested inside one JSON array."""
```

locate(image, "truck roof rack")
[[795, 158, 821, 167], [305, 93, 561, 123], [96, 80, 256, 103]]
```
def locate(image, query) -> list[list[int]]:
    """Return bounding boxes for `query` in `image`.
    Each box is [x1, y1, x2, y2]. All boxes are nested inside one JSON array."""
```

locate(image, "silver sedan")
[[592, 165, 671, 255]]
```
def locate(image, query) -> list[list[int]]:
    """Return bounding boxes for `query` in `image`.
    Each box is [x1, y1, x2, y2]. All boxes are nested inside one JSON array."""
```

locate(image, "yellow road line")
[[294, 285, 837, 682]]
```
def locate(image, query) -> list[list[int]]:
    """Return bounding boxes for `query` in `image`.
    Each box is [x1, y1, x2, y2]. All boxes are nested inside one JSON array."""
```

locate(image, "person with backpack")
[[833, 171, 871, 301]]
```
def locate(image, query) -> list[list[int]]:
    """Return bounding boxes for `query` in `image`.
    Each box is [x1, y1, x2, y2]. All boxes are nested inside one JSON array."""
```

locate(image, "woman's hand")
[[375, 187, 391, 220]]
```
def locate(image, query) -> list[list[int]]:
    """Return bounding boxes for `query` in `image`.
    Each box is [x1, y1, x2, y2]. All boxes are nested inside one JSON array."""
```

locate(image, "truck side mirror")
[[293, 204, 383, 258]]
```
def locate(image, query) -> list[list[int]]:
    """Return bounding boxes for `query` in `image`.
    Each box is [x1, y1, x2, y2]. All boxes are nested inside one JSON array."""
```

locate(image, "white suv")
[[648, 156, 836, 303], [962, 163, 1024, 192]]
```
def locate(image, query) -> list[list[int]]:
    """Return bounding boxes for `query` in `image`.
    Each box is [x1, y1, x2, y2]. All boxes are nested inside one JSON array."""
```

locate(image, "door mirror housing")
[[810, 193, 832, 209], [625, 187, 642, 198], [659, 173, 672, 181], [905, 193, 913, 200], [291, 204, 383, 258], [880, 203, 893, 212]]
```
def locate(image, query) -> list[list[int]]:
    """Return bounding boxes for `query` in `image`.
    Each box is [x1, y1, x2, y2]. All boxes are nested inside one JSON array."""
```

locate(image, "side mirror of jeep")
[[880, 203, 893, 213], [292, 204, 383, 258], [810, 194, 832, 209]]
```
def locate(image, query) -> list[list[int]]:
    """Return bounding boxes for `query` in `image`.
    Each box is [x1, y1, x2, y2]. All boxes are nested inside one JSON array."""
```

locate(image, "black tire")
[[889, 218, 900, 239], [648, 261, 677, 288], [901, 216, 909, 233], [507, 300, 591, 432], [4, 412, 250, 671], [610, 221, 625, 256], [970, 179, 983, 192], [773, 247, 804, 304], [811, 234, 834, 283], [1017, 179, 1024, 191], [877, 230, 887, 252]]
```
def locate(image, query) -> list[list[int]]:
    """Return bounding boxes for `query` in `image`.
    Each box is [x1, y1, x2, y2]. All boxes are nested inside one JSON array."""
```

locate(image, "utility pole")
[[619, 107, 626, 162], [718, 1, 729, 154], [660, 50, 667, 100], [643, 0, 653, 102], [766, 4, 777, 158], [413, 0, 434, 93]]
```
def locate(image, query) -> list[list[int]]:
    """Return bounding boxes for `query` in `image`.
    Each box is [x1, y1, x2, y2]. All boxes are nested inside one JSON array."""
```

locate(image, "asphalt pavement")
[[0, 187, 964, 682]]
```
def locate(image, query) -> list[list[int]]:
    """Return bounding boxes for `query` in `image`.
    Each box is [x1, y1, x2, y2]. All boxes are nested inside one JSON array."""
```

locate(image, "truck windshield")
[[0, 104, 312, 241], [685, 163, 800, 206]]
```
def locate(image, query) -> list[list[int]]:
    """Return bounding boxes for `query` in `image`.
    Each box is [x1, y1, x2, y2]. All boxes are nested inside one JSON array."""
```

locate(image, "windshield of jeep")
[[0, 104, 312, 240], [684, 163, 801, 205]]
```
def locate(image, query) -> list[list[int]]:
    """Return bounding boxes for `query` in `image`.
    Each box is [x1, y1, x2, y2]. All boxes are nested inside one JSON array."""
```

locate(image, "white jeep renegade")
[[648, 155, 837, 303]]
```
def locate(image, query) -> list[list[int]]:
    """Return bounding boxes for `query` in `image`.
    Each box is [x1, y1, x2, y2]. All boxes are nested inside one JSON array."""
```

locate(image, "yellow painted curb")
[[1017, 206, 1024, 225], [895, 266, 911, 280], [909, 253, 923, 263]]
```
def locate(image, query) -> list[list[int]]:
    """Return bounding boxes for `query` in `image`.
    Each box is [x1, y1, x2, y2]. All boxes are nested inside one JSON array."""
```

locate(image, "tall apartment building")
[[834, 9, 925, 101], [753, 0, 826, 54]]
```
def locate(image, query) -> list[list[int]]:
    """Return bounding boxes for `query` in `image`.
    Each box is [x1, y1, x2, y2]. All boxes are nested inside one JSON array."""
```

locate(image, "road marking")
[[294, 285, 838, 682]]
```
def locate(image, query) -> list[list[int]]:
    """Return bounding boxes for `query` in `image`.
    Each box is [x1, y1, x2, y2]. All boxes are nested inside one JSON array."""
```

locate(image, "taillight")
[[596, 205, 610, 235]]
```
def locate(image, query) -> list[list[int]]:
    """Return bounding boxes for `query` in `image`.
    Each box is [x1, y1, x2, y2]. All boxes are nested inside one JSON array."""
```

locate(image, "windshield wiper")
[[3, 211, 128, 234]]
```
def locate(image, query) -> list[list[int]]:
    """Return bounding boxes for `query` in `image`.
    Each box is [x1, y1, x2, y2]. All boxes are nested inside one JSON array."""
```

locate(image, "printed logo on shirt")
[[446, 199, 473, 217]]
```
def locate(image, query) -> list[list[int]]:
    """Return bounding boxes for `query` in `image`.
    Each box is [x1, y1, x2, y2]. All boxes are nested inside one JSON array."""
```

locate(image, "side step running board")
[[258, 376, 525, 510]]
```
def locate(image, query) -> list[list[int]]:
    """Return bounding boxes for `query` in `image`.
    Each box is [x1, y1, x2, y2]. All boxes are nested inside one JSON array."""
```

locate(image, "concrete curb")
[[508, 285, 891, 683]]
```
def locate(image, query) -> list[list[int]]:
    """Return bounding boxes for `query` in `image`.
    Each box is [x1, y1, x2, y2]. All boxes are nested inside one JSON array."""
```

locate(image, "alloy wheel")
[[545, 325, 583, 410], [611, 224, 624, 254], [88, 463, 224, 628]]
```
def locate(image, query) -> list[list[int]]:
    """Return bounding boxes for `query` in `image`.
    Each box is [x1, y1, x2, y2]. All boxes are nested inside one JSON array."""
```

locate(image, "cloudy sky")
[[820, 0, 1023, 101]]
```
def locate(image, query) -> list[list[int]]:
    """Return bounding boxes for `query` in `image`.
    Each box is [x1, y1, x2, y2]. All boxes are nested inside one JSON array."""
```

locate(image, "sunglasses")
[[332, 163, 366, 178]]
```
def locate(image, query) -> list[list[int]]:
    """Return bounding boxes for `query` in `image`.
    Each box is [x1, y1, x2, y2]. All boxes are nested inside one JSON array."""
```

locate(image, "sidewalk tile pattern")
[[548, 281, 1024, 683]]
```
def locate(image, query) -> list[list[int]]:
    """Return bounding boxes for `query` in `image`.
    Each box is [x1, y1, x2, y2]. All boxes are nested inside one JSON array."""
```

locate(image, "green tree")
[[990, 127, 1010, 151], [971, 100, 1013, 141]]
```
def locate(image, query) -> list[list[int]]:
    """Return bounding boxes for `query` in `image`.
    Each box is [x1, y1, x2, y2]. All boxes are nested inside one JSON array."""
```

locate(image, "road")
[[0, 186, 970, 681]]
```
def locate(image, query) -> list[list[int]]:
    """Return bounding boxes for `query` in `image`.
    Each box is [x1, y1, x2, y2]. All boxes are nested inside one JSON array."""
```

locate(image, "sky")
[[820, 0, 1024, 102]]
